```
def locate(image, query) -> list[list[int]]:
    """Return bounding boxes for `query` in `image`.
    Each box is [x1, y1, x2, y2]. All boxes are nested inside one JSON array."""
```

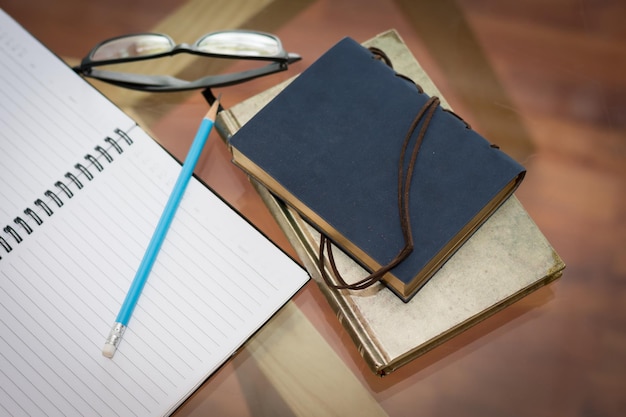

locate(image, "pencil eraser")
[[102, 343, 116, 358]]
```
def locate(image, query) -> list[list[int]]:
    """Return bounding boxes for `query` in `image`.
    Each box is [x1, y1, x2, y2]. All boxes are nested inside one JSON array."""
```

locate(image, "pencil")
[[103, 97, 221, 358]]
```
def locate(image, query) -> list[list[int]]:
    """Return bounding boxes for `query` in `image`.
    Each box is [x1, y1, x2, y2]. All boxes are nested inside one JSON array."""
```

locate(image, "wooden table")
[[5, 0, 625, 415]]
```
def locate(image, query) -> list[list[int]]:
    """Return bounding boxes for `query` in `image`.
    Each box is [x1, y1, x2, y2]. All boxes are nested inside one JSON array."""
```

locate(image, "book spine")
[[0, 129, 133, 260], [214, 108, 241, 143], [250, 179, 390, 375]]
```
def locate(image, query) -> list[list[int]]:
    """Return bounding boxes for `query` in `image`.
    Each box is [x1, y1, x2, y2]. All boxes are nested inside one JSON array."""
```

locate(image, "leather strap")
[[318, 47, 441, 291]]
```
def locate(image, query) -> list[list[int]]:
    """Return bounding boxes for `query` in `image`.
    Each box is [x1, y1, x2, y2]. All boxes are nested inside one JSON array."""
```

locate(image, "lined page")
[[0, 10, 308, 417], [0, 9, 136, 224]]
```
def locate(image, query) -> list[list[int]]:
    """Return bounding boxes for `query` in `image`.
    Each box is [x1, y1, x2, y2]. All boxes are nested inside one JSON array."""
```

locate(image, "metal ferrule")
[[104, 322, 126, 349]]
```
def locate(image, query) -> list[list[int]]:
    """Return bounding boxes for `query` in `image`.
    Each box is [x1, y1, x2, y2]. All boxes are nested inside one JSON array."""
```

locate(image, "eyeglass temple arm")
[[201, 53, 299, 106], [82, 61, 289, 92], [286, 52, 301, 64], [74, 51, 301, 72]]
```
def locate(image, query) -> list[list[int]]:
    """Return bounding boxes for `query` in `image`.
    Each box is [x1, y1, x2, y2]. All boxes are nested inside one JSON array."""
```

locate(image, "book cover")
[[216, 29, 565, 375], [227, 36, 525, 301]]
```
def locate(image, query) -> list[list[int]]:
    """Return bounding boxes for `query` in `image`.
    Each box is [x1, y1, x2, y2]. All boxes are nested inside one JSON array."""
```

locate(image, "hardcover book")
[[216, 29, 565, 375], [227, 36, 525, 301]]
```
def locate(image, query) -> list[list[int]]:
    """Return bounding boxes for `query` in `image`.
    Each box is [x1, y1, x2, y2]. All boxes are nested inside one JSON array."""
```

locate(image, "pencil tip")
[[206, 94, 221, 121]]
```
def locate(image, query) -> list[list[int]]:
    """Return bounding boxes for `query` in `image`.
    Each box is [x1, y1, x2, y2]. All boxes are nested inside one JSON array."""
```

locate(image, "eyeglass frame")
[[72, 30, 301, 92]]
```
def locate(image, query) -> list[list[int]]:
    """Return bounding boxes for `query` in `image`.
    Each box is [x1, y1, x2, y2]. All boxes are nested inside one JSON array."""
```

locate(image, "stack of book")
[[216, 29, 565, 375]]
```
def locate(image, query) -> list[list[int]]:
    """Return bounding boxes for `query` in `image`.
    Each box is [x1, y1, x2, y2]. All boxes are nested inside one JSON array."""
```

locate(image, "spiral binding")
[[0, 128, 134, 259]]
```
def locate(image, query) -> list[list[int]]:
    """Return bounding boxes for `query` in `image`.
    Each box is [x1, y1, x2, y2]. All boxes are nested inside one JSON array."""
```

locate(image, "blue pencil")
[[103, 97, 221, 358]]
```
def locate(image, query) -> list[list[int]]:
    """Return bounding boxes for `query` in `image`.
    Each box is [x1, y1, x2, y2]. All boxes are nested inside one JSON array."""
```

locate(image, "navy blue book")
[[228, 37, 525, 302]]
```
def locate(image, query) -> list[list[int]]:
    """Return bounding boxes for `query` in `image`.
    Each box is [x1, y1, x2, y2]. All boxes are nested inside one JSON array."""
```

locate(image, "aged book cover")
[[216, 29, 565, 375], [227, 36, 525, 302]]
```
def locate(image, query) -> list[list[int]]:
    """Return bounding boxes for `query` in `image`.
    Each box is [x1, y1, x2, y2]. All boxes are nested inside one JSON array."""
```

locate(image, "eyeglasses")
[[73, 30, 301, 92]]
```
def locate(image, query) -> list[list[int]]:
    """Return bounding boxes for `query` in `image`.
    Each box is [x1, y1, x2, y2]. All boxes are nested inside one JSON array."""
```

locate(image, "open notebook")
[[0, 9, 308, 417]]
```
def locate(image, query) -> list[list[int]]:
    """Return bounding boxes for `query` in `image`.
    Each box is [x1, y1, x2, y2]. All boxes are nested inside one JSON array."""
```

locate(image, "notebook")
[[0, 9, 308, 416], [228, 37, 525, 301]]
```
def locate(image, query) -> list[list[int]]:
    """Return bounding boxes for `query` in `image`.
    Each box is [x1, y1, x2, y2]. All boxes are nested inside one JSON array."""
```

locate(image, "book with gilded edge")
[[216, 29, 565, 375], [227, 35, 526, 302]]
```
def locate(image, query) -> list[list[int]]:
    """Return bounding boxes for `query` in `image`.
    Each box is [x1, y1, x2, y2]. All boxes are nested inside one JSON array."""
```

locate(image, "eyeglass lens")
[[90, 32, 282, 62], [196, 32, 281, 57], [91, 34, 173, 61]]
